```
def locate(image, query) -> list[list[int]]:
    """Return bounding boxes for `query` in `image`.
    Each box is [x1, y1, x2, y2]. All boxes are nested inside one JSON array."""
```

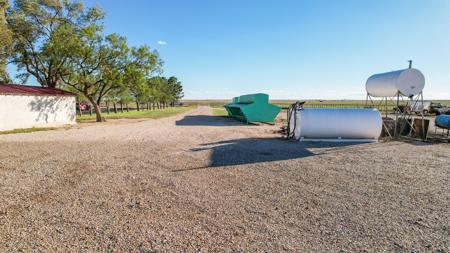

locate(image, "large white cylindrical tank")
[[290, 109, 382, 141], [366, 68, 425, 97]]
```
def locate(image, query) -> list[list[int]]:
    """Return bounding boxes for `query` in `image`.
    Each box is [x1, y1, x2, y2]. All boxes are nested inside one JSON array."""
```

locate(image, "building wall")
[[0, 95, 76, 131]]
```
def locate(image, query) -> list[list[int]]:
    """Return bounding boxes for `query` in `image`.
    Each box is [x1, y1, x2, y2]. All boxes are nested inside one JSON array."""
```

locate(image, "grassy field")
[[0, 127, 56, 135], [213, 107, 228, 117], [184, 99, 450, 111], [184, 99, 375, 106], [77, 106, 195, 121]]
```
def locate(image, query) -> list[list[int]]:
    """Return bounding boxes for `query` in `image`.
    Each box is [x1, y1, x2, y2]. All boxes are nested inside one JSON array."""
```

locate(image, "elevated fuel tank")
[[366, 68, 425, 97]]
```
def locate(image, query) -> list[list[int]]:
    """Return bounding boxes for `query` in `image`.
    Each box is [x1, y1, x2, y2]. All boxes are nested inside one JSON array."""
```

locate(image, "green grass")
[[183, 99, 450, 111], [184, 99, 450, 106], [183, 100, 228, 108], [77, 106, 195, 121], [208, 103, 229, 117], [434, 100, 450, 106], [213, 107, 228, 117], [0, 127, 56, 135]]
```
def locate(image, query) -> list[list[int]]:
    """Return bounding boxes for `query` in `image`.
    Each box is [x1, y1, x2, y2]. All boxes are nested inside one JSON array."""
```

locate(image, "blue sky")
[[17, 0, 450, 99]]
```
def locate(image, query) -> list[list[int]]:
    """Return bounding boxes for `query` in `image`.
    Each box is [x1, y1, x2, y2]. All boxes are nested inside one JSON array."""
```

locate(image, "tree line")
[[0, 0, 183, 122]]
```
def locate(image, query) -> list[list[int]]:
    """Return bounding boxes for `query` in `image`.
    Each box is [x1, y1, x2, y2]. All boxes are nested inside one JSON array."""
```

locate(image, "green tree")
[[61, 33, 129, 122], [166, 76, 184, 105], [147, 76, 183, 108], [124, 65, 148, 111], [7, 0, 103, 87], [123, 46, 162, 111], [147, 76, 165, 109], [117, 87, 133, 112], [0, 0, 12, 83]]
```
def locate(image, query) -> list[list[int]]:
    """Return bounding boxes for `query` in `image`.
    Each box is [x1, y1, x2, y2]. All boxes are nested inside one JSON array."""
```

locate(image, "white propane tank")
[[366, 68, 425, 97], [289, 108, 382, 141]]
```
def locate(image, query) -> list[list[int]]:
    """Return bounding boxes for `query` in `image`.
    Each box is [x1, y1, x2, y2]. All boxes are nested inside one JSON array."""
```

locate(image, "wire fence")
[[281, 103, 403, 113], [303, 103, 368, 108]]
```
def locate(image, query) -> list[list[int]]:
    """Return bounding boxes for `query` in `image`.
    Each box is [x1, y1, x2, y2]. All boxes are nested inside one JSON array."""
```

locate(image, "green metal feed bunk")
[[224, 93, 281, 123]]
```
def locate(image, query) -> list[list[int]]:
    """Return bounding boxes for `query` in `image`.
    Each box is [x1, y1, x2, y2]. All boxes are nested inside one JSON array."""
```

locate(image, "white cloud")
[[157, 40, 167, 45]]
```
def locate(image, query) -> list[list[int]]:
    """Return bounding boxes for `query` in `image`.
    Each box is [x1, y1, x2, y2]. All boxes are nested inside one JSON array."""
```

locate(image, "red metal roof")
[[0, 84, 76, 96]]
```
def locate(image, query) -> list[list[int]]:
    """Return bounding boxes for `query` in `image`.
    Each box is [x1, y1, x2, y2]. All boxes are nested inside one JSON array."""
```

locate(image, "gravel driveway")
[[0, 106, 449, 252]]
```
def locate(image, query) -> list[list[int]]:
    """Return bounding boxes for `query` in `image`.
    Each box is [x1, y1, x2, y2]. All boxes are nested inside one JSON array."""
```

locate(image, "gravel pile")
[[0, 106, 449, 252]]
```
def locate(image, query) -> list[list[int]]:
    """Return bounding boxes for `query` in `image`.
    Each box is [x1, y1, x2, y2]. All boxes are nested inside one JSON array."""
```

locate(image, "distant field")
[[213, 107, 228, 117], [183, 99, 450, 108], [183, 99, 371, 107], [183, 100, 229, 108]]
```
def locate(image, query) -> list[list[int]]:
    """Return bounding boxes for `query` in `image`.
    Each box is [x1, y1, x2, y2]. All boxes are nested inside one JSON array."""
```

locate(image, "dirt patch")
[[0, 106, 449, 252]]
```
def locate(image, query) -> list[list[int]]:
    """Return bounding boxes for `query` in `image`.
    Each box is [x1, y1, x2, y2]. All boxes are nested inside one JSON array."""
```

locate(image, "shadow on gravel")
[[173, 138, 361, 171], [176, 115, 247, 126]]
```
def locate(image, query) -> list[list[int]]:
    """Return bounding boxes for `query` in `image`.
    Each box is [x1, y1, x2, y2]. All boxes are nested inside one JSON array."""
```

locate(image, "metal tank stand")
[[366, 92, 426, 140], [365, 94, 394, 138], [396, 92, 426, 141]]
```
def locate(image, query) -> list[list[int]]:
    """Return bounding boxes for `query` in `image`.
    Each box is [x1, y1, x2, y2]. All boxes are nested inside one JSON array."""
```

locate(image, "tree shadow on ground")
[[173, 138, 363, 172], [175, 115, 248, 126]]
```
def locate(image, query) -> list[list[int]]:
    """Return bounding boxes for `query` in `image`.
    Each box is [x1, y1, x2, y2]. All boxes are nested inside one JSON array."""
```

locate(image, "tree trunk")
[[147, 102, 149, 110], [78, 102, 82, 116], [136, 101, 140, 111], [113, 102, 117, 113], [106, 101, 110, 114], [126, 104, 129, 112], [86, 95, 103, 122], [120, 103, 124, 113]]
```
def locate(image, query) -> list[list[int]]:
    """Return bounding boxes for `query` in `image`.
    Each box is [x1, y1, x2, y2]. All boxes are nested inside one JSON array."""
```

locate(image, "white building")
[[0, 84, 76, 131]]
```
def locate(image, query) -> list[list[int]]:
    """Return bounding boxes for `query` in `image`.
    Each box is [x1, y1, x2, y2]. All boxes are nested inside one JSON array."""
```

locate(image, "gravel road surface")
[[0, 106, 449, 252]]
